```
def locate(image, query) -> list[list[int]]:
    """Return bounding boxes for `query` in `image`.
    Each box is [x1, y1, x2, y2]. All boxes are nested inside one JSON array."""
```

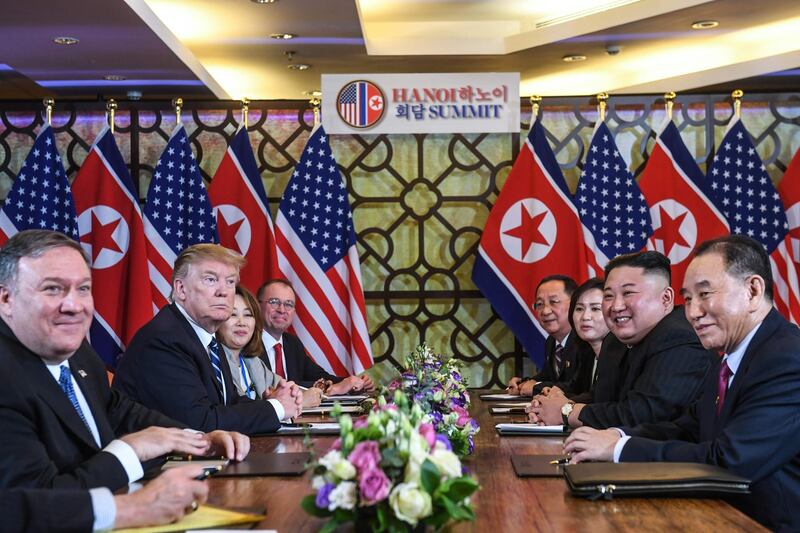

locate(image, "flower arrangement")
[[390, 343, 479, 456], [302, 392, 479, 532]]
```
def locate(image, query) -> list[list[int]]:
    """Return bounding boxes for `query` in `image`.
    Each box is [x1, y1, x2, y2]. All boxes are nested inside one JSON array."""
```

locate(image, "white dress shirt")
[[261, 329, 287, 376]]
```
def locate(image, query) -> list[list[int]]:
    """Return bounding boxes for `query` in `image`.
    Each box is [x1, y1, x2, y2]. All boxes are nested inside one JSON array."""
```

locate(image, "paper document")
[[115, 505, 263, 532], [480, 393, 523, 401], [495, 423, 567, 434]]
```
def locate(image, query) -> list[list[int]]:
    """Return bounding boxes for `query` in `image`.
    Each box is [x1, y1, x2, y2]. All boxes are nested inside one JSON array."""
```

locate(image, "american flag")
[[275, 125, 373, 376], [0, 126, 78, 244], [143, 125, 218, 309], [575, 122, 652, 266], [708, 117, 800, 323]]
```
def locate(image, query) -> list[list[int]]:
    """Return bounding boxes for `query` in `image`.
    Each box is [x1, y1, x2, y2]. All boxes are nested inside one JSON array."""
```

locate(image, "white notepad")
[[277, 422, 341, 434], [495, 423, 567, 434], [480, 393, 524, 401], [302, 404, 363, 414]]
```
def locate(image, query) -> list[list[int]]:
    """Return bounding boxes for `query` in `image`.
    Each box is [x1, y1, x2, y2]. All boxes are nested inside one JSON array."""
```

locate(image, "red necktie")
[[274, 342, 286, 379], [716, 359, 732, 416]]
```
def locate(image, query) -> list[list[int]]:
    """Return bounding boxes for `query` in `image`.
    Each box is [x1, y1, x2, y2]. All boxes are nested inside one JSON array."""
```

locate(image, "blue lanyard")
[[239, 355, 256, 400]]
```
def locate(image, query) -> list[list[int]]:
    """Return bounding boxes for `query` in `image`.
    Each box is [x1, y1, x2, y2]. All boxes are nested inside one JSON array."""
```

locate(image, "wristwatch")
[[561, 401, 575, 426]]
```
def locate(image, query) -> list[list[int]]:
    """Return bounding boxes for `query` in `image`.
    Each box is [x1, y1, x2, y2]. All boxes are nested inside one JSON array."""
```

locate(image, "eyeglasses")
[[260, 297, 296, 310]]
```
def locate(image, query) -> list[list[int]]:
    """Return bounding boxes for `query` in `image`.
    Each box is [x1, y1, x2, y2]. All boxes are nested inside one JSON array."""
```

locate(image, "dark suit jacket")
[[0, 488, 93, 533], [263, 331, 342, 388], [530, 332, 591, 395], [578, 307, 712, 428], [114, 303, 280, 435], [621, 308, 800, 532], [562, 334, 620, 404], [0, 319, 179, 491]]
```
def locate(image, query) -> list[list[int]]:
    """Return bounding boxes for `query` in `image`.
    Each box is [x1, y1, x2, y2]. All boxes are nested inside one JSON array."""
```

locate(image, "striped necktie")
[[208, 338, 225, 401], [58, 366, 94, 438]]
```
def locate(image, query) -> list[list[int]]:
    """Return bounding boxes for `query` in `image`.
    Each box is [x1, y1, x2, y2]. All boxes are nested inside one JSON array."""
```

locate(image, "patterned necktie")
[[274, 342, 286, 379], [208, 338, 225, 397], [716, 359, 733, 416], [553, 344, 564, 378], [58, 366, 94, 437]]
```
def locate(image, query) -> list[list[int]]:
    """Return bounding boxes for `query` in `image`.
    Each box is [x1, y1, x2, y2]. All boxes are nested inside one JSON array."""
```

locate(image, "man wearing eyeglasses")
[[257, 279, 374, 395], [114, 244, 303, 435]]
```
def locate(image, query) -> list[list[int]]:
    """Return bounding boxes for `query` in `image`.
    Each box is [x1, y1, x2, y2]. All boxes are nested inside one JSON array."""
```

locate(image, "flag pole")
[[732, 89, 743, 119], [172, 97, 183, 126], [106, 99, 117, 134], [241, 98, 250, 129], [530, 95, 541, 125], [597, 92, 609, 122], [310, 95, 321, 128], [43, 98, 54, 126], [664, 91, 676, 121]]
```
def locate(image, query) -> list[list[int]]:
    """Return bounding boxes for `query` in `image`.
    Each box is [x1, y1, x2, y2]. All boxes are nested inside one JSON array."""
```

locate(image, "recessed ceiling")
[[0, 0, 799, 101]]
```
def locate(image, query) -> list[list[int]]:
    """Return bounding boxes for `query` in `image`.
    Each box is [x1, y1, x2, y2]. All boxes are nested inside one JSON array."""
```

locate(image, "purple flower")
[[418, 423, 436, 448], [348, 440, 381, 473], [359, 468, 391, 505], [316, 483, 335, 508], [452, 405, 471, 426], [353, 417, 369, 430], [331, 438, 341, 450], [435, 434, 452, 451]]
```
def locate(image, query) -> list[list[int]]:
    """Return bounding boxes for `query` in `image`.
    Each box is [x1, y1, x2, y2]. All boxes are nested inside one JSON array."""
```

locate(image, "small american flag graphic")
[[337, 80, 385, 128]]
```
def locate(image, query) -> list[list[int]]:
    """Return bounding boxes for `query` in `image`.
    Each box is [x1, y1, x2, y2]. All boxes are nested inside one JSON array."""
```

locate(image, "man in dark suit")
[[529, 251, 711, 428], [564, 235, 800, 531], [1, 465, 208, 533], [0, 230, 248, 491], [507, 275, 593, 397], [257, 279, 374, 393], [114, 245, 302, 434]]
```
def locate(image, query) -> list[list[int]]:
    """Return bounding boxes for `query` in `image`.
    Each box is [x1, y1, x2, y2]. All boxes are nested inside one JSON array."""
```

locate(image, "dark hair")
[[604, 250, 671, 285], [216, 284, 266, 357], [694, 234, 773, 301], [0, 230, 88, 289], [568, 277, 606, 331], [256, 278, 294, 301], [535, 275, 577, 298]]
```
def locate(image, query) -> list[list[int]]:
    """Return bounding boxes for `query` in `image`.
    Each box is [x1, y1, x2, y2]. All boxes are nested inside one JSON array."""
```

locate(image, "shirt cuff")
[[89, 487, 116, 532], [103, 439, 144, 483], [612, 435, 631, 463], [267, 398, 287, 421]]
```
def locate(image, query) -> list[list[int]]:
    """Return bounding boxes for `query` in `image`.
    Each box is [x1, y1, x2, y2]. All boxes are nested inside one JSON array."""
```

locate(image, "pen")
[[549, 458, 570, 465], [165, 455, 230, 462]]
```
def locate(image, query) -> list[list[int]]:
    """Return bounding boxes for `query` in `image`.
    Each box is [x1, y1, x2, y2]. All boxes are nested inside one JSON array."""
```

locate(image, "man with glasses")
[[114, 245, 303, 435], [257, 279, 374, 394]]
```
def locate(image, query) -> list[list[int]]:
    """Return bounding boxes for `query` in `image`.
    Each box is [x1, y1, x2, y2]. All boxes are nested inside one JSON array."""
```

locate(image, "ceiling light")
[[287, 64, 310, 71], [270, 33, 296, 40], [562, 54, 587, 63], [691, 20, 719, 30], [250, 0, 277, 3], [103, 75, 127, 81], [303, 90, 322, 97], [53, 36, 79, 45]]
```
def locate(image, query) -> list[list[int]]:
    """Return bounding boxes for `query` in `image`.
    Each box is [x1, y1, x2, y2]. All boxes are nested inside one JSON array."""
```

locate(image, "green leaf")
[[300, 494, 331, 518], [420, 459, 441, 494], [440, 495, 470, 522], [443, 477, 479, 501], [320, 520, 339, 533], [333, 508, 355, 523], [381, 447, 405, 469], [425, 508, 451, 528]]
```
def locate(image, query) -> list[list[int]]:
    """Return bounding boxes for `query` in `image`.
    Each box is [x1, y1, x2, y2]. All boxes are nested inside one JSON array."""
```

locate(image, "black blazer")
[[531, 332, 589, 394], [263, 332, 341, 388], [578, 307, 712, 429], [114, 303, 280, 435], [621, 308, 800, 532], [0, 488, 93, 533], [0, 319, 179, 491]]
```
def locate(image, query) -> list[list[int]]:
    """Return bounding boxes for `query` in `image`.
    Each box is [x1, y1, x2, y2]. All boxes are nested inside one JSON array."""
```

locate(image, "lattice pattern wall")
[[0, 94, 798, 387]]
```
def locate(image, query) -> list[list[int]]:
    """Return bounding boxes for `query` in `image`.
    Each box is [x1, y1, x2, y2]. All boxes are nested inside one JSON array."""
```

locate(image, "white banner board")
[[321, 73, 520, 134]]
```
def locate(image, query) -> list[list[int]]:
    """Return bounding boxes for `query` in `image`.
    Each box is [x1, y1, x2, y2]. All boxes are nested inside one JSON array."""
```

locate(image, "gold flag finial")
[[241, 98, 250, 129], [43, 98, 55, 126], [732, 89, 744, 118], [172, 97, 184, 125], [106, 99, 118, 134], [664, 91, 676, 120], [310, 95, 321, 128], [597, 92, 609, 122], [530, 95, 542, 124]]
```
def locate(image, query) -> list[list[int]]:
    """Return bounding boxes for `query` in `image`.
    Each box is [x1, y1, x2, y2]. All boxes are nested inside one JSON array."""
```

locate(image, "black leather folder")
[[511, 455, 568, 477], [217, 452, 311, 477]]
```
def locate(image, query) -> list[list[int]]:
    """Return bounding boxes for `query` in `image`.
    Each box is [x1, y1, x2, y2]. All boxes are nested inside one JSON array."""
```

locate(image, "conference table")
[[205, 390, 765, 532]]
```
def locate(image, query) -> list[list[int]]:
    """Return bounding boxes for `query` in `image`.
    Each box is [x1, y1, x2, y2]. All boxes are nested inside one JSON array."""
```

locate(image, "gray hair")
[[0, 230, 88, 290]]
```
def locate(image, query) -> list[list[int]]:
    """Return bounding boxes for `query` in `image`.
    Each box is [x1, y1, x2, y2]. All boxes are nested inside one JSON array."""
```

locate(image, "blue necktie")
[[58, 366, 93, 437], [208, 338, 225, 401]]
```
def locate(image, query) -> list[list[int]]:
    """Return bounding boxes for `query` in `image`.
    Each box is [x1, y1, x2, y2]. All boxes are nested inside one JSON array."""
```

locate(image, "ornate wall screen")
[[0, 94, 798, 387]]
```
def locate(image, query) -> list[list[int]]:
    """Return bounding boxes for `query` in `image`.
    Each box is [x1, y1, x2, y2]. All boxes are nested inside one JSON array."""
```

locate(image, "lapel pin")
[[78, 370, 87, 378], [565, 361, 571, 368]]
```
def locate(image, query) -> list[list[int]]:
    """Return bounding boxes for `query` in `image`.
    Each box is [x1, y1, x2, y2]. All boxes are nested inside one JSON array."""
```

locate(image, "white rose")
[[404, 455, 423, 484], [312, 475, 326, 490], [430, 449, 461, 479], [409, 432, 429, 461], [389, 482, 432, 526], [332, 459, 357, 480], [328, 481, 357, 511], [319, 450, 343, 472]]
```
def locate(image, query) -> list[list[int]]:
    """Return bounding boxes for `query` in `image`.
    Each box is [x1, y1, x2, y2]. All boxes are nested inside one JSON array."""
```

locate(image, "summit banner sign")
[[321, 73, 520, 134]]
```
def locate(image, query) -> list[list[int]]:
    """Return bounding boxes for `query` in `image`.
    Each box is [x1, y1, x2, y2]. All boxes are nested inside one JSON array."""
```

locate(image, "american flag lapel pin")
[[78, 370, 87, 378]]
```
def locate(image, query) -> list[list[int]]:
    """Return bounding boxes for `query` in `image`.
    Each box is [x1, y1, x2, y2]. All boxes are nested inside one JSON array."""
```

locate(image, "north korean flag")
[[72, 126, 153, 367], [472, 120, 589, 366], [778, 147, 800, 272], [640, 119, 729, 299], [209, 127, 279, 292]]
